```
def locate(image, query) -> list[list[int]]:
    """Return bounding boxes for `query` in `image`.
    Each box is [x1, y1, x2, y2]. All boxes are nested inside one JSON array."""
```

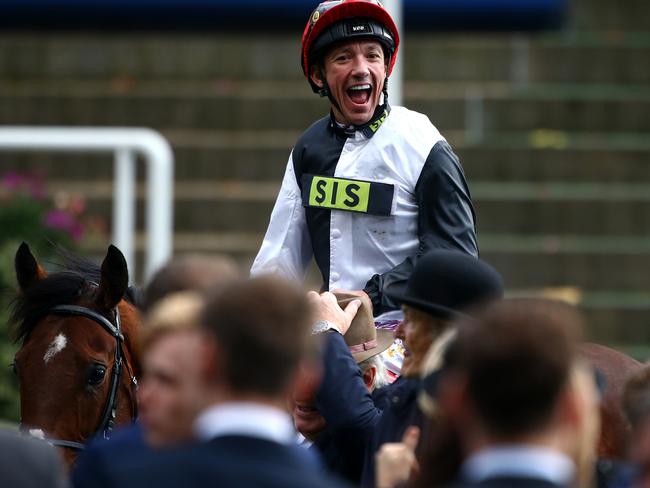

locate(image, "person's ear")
[[363, 365, 377, 391], [559, 366, 599, 430], [199, 335, 223, 384], [438, 372, 470, 427], [310, 66, 324, 89], [289, 358, 323, 406]]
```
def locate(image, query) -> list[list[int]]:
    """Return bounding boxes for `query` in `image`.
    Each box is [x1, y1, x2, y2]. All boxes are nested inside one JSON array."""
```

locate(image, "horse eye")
[[10, 361, 17, 376], [87, 364, 107, 385]]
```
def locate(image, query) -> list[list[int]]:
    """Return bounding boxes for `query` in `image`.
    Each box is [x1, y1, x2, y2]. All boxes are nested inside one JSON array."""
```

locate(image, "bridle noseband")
[[19, 301, 138, 451]]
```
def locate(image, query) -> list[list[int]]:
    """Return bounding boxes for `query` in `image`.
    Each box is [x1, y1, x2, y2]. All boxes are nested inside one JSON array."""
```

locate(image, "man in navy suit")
[[292, 292, 392, 484], [78, 275, 348, 488], [436, 299, 600, 488]]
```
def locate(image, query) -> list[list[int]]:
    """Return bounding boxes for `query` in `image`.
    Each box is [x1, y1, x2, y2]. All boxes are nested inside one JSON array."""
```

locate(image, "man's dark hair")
[[143, 254, 239, 312], [201, 275, 312, 397], [456, 298, 583, 437]]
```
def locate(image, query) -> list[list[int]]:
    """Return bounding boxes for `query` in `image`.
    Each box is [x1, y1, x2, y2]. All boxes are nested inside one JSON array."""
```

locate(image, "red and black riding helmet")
[[301, 0, 400, 94]]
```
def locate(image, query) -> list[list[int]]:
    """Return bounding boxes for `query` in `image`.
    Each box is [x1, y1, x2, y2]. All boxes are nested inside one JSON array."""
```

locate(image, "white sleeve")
[[250, 151, 312, 281]]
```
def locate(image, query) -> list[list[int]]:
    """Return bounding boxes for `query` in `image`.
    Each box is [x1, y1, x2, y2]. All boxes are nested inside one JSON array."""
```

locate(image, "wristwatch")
[[311, 320, 340, 335]]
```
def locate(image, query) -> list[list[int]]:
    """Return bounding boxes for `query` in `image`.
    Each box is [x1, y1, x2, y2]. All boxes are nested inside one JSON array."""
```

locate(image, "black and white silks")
[[251, 105, 478, 318]]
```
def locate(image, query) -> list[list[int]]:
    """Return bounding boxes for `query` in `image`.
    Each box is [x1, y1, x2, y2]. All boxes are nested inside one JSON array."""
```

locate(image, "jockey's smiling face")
[[311, 40, 387, 127]]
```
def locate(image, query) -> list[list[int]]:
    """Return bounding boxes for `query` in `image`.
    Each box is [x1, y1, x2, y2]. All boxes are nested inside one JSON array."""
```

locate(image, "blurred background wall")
[[0, 0, 648, 389]]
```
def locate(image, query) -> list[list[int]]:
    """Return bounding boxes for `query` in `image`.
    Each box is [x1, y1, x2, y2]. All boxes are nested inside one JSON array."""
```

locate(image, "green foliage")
[[0, 171, 90, 422]]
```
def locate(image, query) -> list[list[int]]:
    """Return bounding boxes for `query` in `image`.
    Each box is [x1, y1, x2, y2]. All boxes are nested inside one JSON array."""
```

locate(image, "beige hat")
[[335, 292, 395, 364]]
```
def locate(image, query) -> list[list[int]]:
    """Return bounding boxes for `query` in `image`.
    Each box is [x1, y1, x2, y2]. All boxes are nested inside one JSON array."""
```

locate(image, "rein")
[[19, 302, 138, 451]]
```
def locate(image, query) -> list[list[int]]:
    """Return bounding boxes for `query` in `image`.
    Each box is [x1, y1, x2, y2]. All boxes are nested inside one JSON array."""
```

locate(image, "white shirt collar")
[[295, 432, 313, 448], [462, 445, 575, 485], [194, 402, 296, 445]]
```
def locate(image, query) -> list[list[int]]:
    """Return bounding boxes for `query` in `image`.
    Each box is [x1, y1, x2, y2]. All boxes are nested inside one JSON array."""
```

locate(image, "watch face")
[[312, 320, 331, 334]]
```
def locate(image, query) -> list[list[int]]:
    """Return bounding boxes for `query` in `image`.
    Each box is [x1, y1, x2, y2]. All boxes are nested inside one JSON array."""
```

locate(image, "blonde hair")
[[139, 291, 204, 351]]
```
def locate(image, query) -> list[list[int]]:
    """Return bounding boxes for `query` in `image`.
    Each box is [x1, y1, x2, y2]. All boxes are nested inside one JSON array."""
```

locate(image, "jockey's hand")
[[307, 291, 361, 335]]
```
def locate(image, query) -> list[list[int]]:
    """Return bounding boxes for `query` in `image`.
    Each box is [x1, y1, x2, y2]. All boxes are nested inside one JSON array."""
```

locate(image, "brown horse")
[[11, 242, 140, 468], [581, 342, 642, 460]]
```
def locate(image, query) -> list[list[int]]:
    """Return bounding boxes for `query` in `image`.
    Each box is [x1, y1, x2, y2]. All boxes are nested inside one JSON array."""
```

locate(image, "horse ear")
[[95, 245, 129, 310], [15, 242, 48, 292]]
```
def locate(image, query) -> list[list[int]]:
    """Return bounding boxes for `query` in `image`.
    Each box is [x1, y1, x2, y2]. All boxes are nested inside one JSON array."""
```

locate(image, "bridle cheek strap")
[[23, 304, 136, 450]]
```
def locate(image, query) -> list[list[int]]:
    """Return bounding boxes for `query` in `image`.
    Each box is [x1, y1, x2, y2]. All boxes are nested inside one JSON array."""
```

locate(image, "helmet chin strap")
[[317, 66, 344, 115]]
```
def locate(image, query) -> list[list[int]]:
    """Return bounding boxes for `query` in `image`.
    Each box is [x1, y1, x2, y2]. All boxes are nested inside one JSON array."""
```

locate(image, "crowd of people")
[[4, 247, 650, 488], [2, 1, 649, 487]]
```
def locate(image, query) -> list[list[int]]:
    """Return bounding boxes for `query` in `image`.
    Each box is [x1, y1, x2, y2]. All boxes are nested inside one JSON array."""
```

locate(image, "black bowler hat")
[[387, 250, 504, 319]]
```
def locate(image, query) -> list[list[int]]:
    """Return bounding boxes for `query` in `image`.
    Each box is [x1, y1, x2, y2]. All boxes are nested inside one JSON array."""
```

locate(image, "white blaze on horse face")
[[43, 333, 67, 364], [29, 429, 45, 440]]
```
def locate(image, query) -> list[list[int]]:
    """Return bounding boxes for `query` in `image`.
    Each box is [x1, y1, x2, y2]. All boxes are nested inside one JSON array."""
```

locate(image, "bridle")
[[18, 300, 138, 451]]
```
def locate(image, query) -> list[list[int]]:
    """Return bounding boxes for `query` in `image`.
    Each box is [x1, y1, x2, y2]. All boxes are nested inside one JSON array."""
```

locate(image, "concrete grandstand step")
[[506, 288, 650, 347], [2, 33, 650, 84], [408, 33, 650, 84], [473, 249, 650, 292], [20, 179, 650, 236], [2, 130, 649, 183], [572, 0, 650, 31], [2, 81, 650, 132], [83, 230, 650, 291], [475, 199, 650, 236], [8, 177, 649, 237], [0, 35, 304, 81]]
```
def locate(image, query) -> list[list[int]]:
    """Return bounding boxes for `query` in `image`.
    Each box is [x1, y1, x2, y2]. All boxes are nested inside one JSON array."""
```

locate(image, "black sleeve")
[[363, 140, 478, 315]]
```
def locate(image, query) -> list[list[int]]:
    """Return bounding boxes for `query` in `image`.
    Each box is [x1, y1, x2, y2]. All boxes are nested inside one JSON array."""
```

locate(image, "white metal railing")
[[386, 0, 403, 108], [0, 127, 174, 281]]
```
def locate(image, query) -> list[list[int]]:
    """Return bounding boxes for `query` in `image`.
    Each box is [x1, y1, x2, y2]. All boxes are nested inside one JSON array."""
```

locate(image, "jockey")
[[252, 0, 478, 322]]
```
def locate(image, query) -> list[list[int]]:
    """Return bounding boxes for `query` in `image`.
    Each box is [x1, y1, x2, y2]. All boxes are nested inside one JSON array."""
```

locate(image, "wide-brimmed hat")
[[387, 250, 504, 319], [335, 292, 394, 363]]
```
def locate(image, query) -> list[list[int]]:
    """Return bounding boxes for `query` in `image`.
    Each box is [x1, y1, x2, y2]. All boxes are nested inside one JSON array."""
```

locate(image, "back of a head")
[[456, 298, 583, 438], [201, 275, 312, 398], [143, 254, 240, 313], [139, 291, 204, 352]]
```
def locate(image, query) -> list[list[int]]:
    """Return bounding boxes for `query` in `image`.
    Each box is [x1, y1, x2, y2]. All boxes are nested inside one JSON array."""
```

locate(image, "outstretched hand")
[[375, 426, 421, 488], [307, 291, 361, 335]]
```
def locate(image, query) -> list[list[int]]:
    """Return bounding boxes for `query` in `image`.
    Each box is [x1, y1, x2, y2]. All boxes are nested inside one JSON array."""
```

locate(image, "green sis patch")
[[301, 174, 394, 216]]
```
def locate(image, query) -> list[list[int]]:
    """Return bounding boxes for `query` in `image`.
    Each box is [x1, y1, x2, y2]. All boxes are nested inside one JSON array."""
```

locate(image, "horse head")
[[11, 242, 140, 468]]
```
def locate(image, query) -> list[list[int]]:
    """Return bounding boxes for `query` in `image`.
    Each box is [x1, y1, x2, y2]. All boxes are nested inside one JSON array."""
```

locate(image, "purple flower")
[[1, 171, 24, 190], [43, 209, 85, 242], [1, 170, 46, 199]]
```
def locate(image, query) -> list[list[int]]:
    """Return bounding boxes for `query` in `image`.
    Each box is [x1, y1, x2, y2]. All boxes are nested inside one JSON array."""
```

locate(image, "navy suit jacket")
[[311, 427, 368, 485], [73, 434, 349, 488], [360, 375, 425, 488], [313, 332, 382, 484], [72, 422, 147, 488]]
